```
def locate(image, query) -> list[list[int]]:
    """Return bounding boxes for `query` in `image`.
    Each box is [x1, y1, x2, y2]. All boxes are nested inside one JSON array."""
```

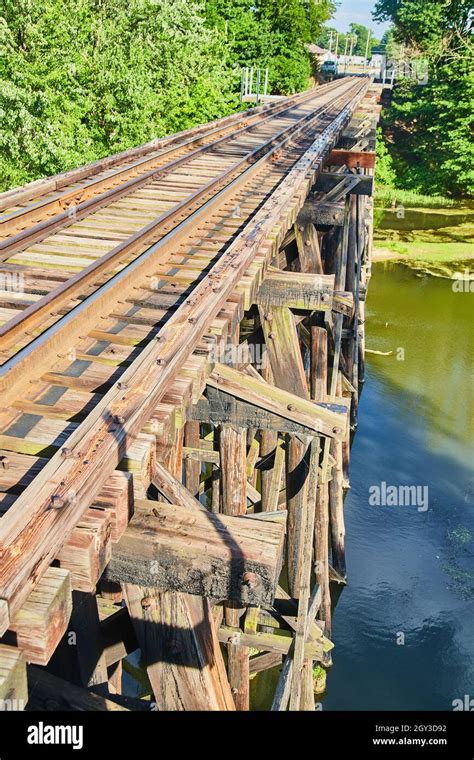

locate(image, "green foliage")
[[375, 128, 397, 187], [348, 23, 379, 58], [205, 0, 335, 95], [0, 0, 238, 190], [375, 186, 463, 209], [0, 0, 335, 189], [374, 0, 473, 199]]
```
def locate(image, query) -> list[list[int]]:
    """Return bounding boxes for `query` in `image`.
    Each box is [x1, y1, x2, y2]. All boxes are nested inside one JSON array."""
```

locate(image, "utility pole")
[[255, 68, 261, 105], [343, 36, 349, 73], [365, 29, 371, 64], [328, 30, 333, 56], [335, 32, 339, 63], [349, 33, 356, 60]]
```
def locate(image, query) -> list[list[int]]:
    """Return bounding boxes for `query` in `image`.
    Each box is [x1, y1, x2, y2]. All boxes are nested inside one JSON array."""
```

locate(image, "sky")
[[331, 0, 390, 36]]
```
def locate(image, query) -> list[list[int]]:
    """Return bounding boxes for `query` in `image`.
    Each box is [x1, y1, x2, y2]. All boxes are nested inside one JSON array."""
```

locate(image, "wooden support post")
[[310, 325, 332, 636], [219, 423, 250, 710], [259, 305, 312, 599], [259, 307, 308, 398], [294, 222, 323, 273], [329, 373, 346, 579], [260, 360, 278, 513], [184, 421, 200, 497], [349, 189, 365, 426], [211, 427, 220, 513], [122, 586, 235, 711], [342, 195, 358, 390], [285, 434, 312, 597], [260, 429, 278, 511], [289, 437, 320, 711], [220, 425, 247, 517], [310, 324, 328, 402], [130, 453, 235, 709]]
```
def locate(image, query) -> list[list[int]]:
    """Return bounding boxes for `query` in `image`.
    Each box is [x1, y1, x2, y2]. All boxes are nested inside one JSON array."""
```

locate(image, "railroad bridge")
[[0, 76, 380, 711]]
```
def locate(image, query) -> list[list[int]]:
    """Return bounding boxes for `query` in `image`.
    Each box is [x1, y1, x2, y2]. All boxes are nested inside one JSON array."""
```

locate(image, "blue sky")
[[331, 0, 390, 36]]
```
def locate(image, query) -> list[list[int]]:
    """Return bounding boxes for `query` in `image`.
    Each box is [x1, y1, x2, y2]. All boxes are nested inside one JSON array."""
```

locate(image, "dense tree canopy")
[[0, 0, 335, 190], [374, 0, 473, 198]]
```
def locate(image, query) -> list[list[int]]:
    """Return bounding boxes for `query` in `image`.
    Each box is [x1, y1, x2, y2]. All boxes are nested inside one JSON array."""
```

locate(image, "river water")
[[252, 262, 474, 710]]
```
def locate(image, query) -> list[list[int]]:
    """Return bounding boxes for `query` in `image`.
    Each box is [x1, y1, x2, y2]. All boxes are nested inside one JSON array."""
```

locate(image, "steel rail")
[[0, 79, 358, 354], [0, 82, 341, 214]]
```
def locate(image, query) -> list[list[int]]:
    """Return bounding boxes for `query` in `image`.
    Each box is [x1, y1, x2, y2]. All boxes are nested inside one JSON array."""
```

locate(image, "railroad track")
[[0, 78, 347, 363], [0, 75, 368, 640]]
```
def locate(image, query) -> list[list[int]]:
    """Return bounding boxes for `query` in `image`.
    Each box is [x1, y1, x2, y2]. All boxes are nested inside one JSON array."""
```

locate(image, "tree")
[[0, 0, 340, 189], [205, 0, 335, 94], [0, 0, 235, 189], [373, 0, 473, 197], [348, 23, 379, 58]]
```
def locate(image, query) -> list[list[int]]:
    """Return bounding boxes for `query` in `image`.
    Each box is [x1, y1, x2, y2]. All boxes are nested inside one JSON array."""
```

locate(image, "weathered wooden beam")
[[289, 438, 320, 710], [56, 508, 112, 593], [329, 379, 346, 579], [105, 499, 284, 606], [122, 586, 235, 711], [256, 270, 334, 311], [311, 327, 332, 636], [118, 433, 156, 500], [219, 422, 250, 710], [312, 174, 373, 196], [327, 149, 376, 169], [259, 307, 308, 398], [220, 425, 247, 518], [249, 651, 282, 674], [218, 625, 329, 659], [1, 568, 72, 666], [271, 647, 293, 710], [183, 446, 220, 465], [260, 360, 278, 513], [152, 460, 203, 511], [192, 392, 345, 437], [0, 644, 27, 710], [92, 471, 133, 543], [266, 441, 285, 513], [26, 666, 129, 711], [294, 222, 323, 273], [207, 364, 347, 440], [184, 421, 200, 497], [298, 201, 345, 227]]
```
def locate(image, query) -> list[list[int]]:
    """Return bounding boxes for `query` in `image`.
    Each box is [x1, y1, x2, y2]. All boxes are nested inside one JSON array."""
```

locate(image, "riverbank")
[[373, 202, 474, 278]]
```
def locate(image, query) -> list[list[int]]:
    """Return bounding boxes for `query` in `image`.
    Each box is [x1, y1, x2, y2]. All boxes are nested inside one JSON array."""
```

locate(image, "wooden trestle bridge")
[[0, 76, 381, 711]]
